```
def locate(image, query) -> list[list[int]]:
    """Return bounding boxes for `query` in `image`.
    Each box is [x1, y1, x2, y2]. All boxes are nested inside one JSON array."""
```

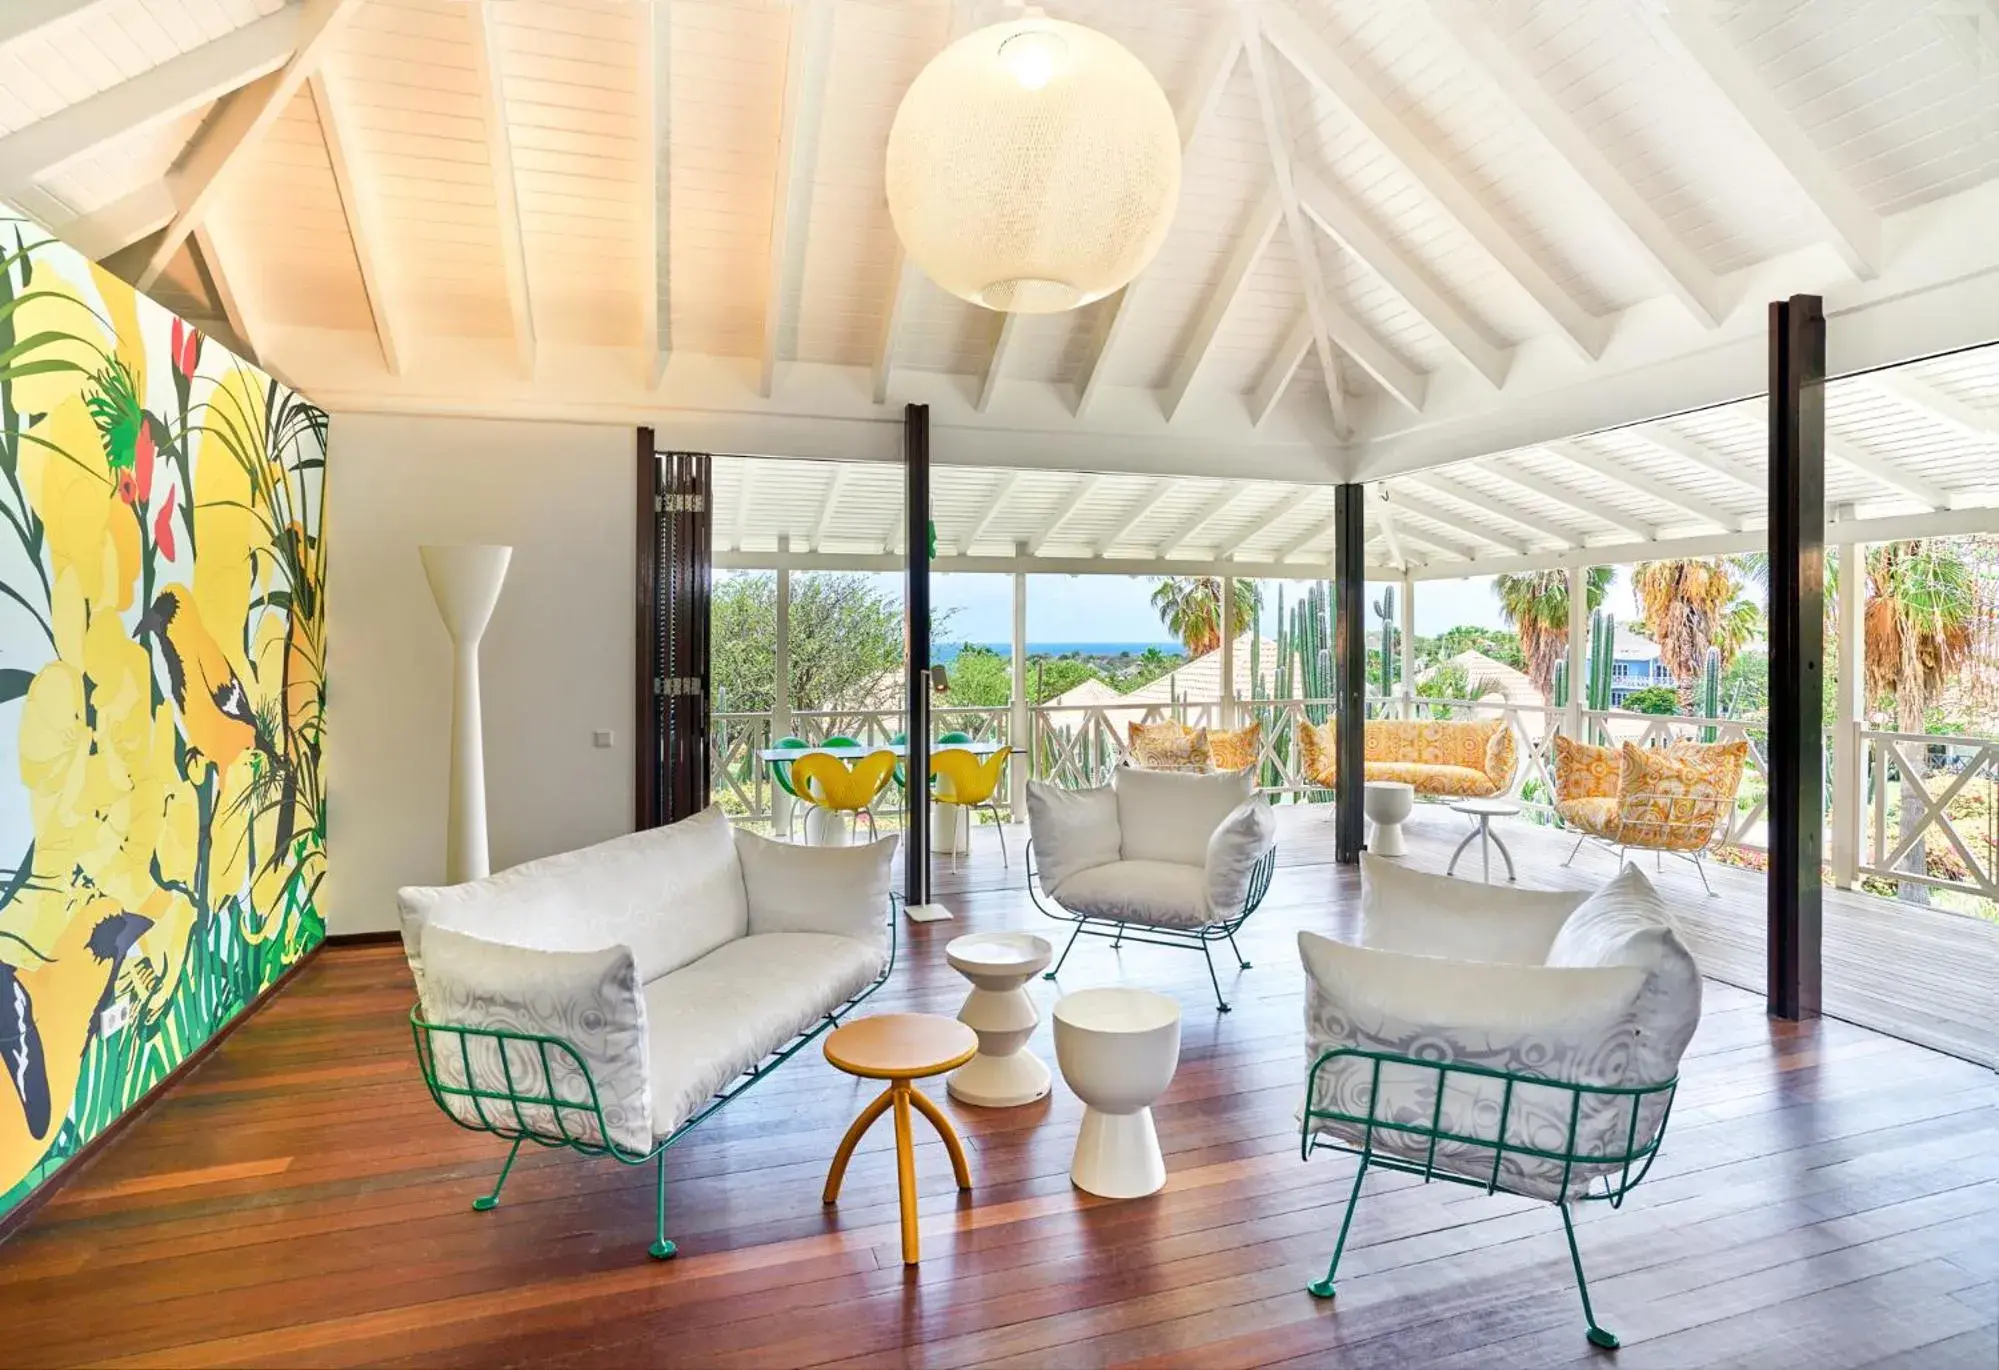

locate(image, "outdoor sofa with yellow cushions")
[[1127, 719, 1262, 773], [1553, 735, 1749, 895], [1297, 717, 1517, 799]]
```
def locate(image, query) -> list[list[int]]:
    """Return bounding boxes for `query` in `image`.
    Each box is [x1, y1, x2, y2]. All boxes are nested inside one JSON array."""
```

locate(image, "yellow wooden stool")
[[822, 1013, 978, 1265]]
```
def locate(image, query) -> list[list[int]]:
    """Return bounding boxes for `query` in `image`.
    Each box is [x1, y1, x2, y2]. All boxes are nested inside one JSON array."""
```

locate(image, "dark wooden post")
[[904, 404, 932, 907], [635, 429, 663, 830], [637, 434, 713, 830], [1333, 483, 1366, 864], [1767, 294, 1825, 1020]]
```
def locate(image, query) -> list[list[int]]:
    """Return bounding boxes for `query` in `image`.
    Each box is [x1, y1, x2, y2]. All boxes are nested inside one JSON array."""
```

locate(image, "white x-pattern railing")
[[1861, 729, 1999, 902]]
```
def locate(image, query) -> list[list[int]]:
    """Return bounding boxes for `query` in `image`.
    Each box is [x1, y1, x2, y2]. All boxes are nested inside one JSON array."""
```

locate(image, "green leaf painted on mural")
[[0, 667, 31, 703]]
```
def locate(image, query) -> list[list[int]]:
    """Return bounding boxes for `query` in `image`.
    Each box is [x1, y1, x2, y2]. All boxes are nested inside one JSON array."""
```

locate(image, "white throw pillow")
[[1114, 765, 1253, 866], [399, 804, 749, 992], [1298, 929, 1646, 1202], [1360, 853, 1584, 965], [1026, 780, 1122, 894], [733, 828, 896, 958], [1545, 864, 1702, 1096], [417, 925, 653, 1156], [1206, 798, 1277, 918]]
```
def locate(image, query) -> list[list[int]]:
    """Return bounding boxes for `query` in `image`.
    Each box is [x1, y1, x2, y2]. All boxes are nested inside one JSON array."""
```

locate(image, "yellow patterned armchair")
[[1297, 717, 1517, 799], [1554, 736, 1748, 894]]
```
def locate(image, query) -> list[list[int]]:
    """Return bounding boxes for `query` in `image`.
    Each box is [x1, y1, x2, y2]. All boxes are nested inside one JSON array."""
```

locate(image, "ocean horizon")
[[934, 641, 1187, 661]]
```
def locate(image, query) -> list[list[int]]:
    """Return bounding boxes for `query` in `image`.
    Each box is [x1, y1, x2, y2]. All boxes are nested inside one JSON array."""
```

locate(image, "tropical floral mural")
[[0, 205, 327, 1220]]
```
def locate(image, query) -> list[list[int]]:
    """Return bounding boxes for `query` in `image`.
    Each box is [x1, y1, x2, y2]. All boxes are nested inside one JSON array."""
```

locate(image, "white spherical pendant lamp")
[[885, 12, 1182, 314]]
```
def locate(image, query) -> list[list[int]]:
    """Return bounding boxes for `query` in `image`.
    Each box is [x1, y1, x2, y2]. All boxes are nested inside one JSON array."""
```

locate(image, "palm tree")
[[1150, 577, 1263, 656], [1631, 559, 1749, 712], [1491, 568, 1612, 701]]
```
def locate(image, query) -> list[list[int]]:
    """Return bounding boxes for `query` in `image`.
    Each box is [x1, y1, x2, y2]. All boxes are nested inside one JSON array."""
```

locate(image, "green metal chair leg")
[[649, 1149, 678, 1260], [1560, 1202, 1619, 1349], [1043, 922, 1085, 981], [1308, 1155, 1369, 1298], [472, 1138, 523, 1212], [1201, 940, 1232, 1013], [1226, 927, 1251, 970]]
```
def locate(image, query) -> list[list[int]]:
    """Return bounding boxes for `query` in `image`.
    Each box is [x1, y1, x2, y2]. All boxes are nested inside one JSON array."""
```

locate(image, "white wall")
[[324, 414, 634, 933]]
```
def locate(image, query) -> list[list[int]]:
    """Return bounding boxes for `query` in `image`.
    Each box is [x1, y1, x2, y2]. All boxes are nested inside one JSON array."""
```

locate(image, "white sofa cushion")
[[1049, 859, 1213, 929], [417, 925, 653, 1156], [1207, 798, 1277, 917], [399, 804, 749, 992], [1545, 864, 1702, 1100], [1299, 929, 1648, 1202], [1114, 765, 1254, 866], [644, 932, 887, 1136], [734, 828, 896, 959], [1360, 854, 1585, 965], [1026, 780, 1122, 894]]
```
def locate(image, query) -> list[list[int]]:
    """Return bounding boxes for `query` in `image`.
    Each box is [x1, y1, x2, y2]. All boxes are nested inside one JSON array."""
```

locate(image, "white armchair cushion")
[[1360, 854, 1585, 965], [1299, 930, 1648, 1202], [1206, 798, 1277, 917], [1048, 860, 1213, 929], [417, 925, 653, 1156], [643, 932, 887, 1135], [733, 828, 896, 960], [1545, 864, 1702, 1098], [399, 804, 748, 992], [1114, 765, 1254, 865], [1026, 780, 1122, 894]]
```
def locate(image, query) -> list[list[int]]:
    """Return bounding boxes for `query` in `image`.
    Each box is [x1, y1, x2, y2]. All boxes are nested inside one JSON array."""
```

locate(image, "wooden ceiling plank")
[[1212, 486, 1295, 558], [1029, 474, 1103, 554], [1368, 486, 1409, 567], [1381, 488, 1530, 556], [977, 311, 1023, 414], [309, 69, 399, 376], [959, 472, 1021, 554], [1250, 313, 1312, 428], [1546, 439, 1744, 532], [1862, 372, 1999, 443], [0, 0, 110, 49], [643, 0, 670, 388], [1157, 485, 1252, 559], [1162, 184, 1282, 421], [759, 0, 833, 399], [1826, 437, 1951, 511], [466, 0, 535, 376], [1097, 480, 1173, 555], [1487, 462, 1658, 541], [1404, 471, 1582, 547], [1637, 426, 1766, 496], [810, 465, 850, 552]]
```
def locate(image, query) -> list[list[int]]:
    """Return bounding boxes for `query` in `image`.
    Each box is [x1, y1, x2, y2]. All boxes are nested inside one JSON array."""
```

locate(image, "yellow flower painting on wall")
[[0, 206, 327, 1218]]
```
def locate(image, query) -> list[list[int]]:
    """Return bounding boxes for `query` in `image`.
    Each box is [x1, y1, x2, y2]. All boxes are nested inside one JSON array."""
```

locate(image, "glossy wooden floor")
[[2, 814, 1995, 1368]]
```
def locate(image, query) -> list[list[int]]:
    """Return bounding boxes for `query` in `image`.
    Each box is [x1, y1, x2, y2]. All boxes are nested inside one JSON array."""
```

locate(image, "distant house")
[[1042, 632, 1280, 720], [1608, 627, 1677, 705], [1419, 650, 1545, 711]]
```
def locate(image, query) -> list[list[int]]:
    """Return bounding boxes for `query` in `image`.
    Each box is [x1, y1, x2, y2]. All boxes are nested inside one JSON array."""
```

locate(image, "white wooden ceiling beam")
[[1645, 2, 1880, 279], [137, 0, 363, 290], [0, 0, 109, 48], [1097, 480, 1174, 555], [1250, 314, 1312, 428], [1403, 472, 1582, 547], [1826, 437, 1951, 511], [1076, 26, 1242, 417], [810, 465, 850, 551], [1635, 426, 1765, 496], [0, 10, 298, 188], [760, 0, 833, 399], [1211, 487, 1296, 558], [1432, 1, 1721, 329], [1546, 439, 1744, 532], [1381, 488, 1529, 556], [193, 220, 258, 363], [959, 472, 1021, 554], [1258, 0, 1605, 361], [1487, 462, 1659, 541], [1391, 520, 1481, 563], [1162, 184, 1282, 421], [308, 69, 399, 377], [1239, 9, 1352, 436], [466, 0, 535, 377], [642, 0, 671, 389], [54, 182, 175, 259], [1367, 486, 1409, 567], [1278, 507, 1338, 561], [1157, 486, 1252, 558], [1029, 474, 1103, 554], [978, 312, 1024, 413], [1862, 371, 1999, 443], [1293, 165, 1509, 388]]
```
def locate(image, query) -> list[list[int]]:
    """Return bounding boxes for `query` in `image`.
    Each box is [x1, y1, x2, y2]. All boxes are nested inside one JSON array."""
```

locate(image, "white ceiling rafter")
[[1403, 471, 1581, 547], [643, 0, 671, 389], [1487, 463, 1659, 541], [1250, 316, 1312, 429], [137, 0, 364, 291], [1076, 26, 1242, 418], [1382, 488, 1529, 556], [0, 0, 109, 48], [466, 0, 535, 376], [1277, 503, 1337, 560], [1645, 2, 1880, 280], [1293, 167, 1508, 389], [1210, 486, 1295, 558], [57, 183, 174, 260], [959, 472, 1021, 554], [1162, 184, 1282, 421], [1392, 519, 1481, 563], [1256, 0, 1605, 362], [1239, 6, 1354, 438], [1030, 474, 1103, 553], [1546, 440, 1744, 532], [1097, 481, 1174, 555], [1634, 426, 1764, 496], [760, 0, 834, 400], [193, 220, 257, 363], [977, 312, 1024, 413], [1431, 1, 1721, 330], [1157, 486, 1251, 559], [1862, 372, 1999, 443], [1826, 437, 1951, 511], [308, 69, 398, 377], [810, 465, 850, 552], [1366, 487, 1408, 568]]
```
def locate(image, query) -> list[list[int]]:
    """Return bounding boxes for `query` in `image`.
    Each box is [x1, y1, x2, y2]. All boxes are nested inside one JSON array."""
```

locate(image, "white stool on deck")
[[945, 933, 1053, 1107], [1363, 781, 1415, 857], [1052, 988, 1182, 1199]]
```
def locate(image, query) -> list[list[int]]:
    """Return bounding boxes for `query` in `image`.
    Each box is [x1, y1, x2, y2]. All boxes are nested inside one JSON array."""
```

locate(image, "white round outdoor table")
[[945, 932, 1053, 1107], [1363, 781, 1416, 857], [1447, 798, 1520, 883], [1052, 988, 1182, 1199]]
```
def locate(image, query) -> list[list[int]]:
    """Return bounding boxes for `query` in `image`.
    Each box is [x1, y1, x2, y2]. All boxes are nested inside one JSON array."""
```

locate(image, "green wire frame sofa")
[[400, 806, 899, 1258]]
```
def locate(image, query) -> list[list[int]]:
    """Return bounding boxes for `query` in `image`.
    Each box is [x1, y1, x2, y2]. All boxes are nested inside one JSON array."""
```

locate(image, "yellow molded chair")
[[791, 750, 898, 843], [930, 746, 1012, 870]]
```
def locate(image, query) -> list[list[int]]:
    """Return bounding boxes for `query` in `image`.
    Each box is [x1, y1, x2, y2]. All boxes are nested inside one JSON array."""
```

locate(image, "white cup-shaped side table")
[[1363, 780, 1416, 857], [1053, 988, 1182, 1198], [945, 933, 1053, 1107]]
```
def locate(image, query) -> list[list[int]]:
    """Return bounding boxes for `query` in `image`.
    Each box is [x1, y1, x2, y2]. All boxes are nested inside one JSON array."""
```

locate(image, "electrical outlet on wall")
[[592, 729, 614, 749], [99, 1000, 130, 1037]]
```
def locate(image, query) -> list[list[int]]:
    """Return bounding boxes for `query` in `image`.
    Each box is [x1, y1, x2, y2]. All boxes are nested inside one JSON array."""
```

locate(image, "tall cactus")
[[1374, 584, 1397, 699], [1585, 610, 1616, 725], [1552, 659, 1569, 710], [1699, 646, 1721, 741]]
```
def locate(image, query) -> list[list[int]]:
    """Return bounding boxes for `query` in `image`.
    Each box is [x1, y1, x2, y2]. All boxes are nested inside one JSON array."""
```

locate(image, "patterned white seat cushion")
[[1052, 860, 1213, 929]]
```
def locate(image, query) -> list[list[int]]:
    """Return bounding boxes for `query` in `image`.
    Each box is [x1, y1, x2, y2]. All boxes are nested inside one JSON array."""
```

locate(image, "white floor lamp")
[[420, 544, 512, 883]]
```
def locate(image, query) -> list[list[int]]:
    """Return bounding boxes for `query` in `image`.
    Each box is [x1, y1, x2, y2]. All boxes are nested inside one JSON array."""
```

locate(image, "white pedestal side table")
[[945, 933, 1053, 1107], [1363, 780, 1416, 857], [1052, 988, 1182, 1198], [1447, 797, 1521, 883]]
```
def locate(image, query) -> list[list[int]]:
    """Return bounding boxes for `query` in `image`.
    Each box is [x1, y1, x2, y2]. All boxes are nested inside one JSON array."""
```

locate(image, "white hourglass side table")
[[1052, 987, 1183, 1199], [944, 932, 1054, 1108]]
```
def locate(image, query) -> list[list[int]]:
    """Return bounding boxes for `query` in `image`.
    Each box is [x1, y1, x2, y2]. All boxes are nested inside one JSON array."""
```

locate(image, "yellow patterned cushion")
[[1553, 735, 1621, 803], [1298, 718, 1337, 786], [1128, 719, 1211, 772], [1296, 718, 1509, 797], [1668, 738, 1750, 797], [1364, 762, 1494, 796], [1613, 742, 1738, 852], [1556, 796, 1620, 838], [1209, 720, 1261, 772]]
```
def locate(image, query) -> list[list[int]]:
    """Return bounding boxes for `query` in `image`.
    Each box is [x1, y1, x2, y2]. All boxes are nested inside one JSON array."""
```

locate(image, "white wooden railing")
[[1860, 728, 1999, 902]]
